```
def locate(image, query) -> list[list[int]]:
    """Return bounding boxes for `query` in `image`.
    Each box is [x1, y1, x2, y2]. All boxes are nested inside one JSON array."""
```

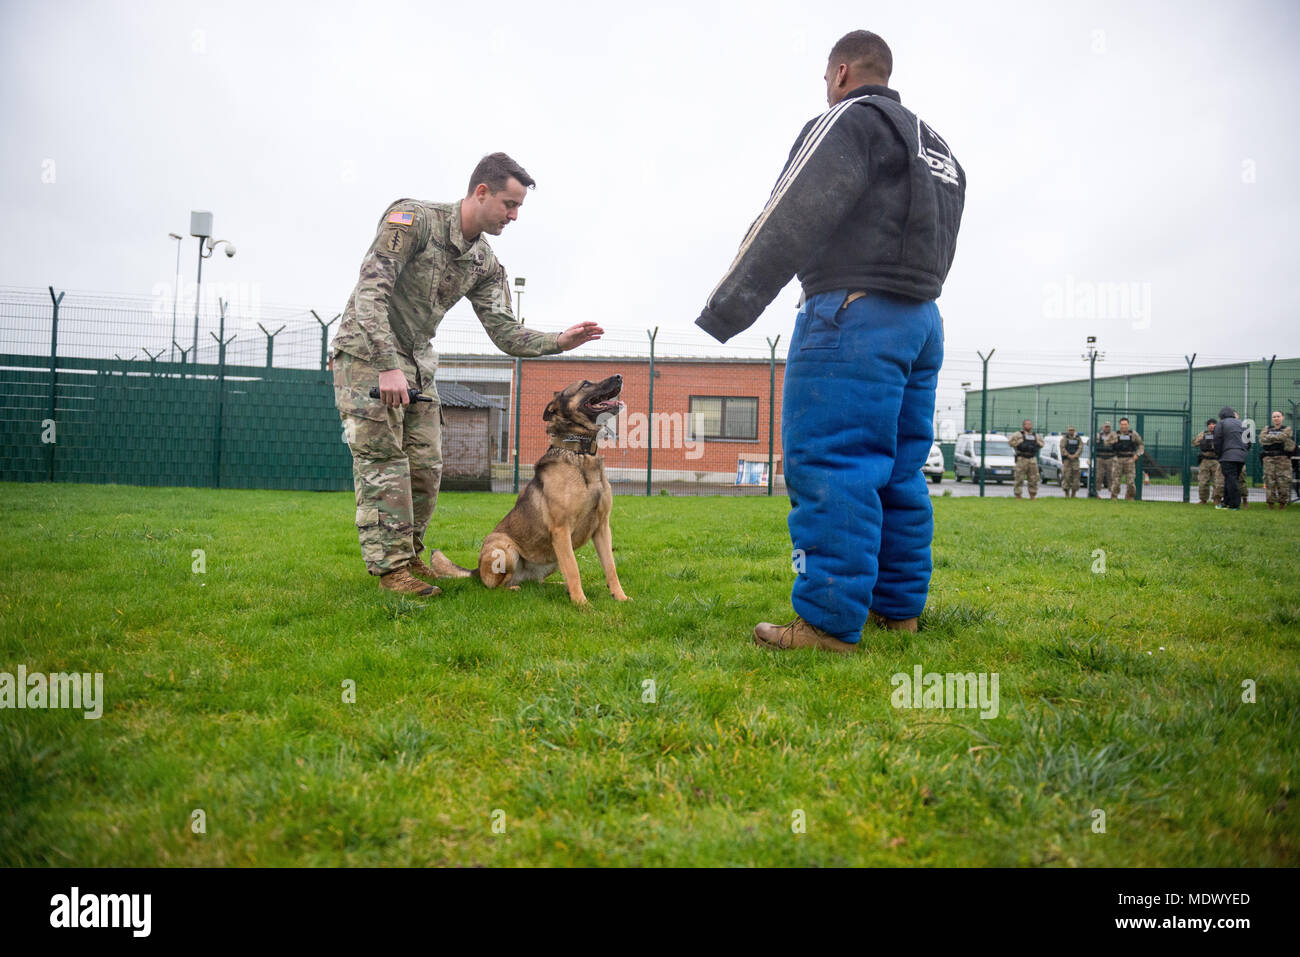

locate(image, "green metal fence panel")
[[0, 354, 352, 491]]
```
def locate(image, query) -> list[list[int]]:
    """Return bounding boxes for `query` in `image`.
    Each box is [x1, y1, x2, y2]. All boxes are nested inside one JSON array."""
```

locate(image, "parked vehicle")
[[1039, 434, 1091, 485], [923, 442, 945, 483], [953, 432, 1015, 483]]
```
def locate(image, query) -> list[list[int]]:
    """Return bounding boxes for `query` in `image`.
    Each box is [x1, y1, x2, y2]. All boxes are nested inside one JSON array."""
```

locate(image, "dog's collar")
[[551, 433, 599, 456]]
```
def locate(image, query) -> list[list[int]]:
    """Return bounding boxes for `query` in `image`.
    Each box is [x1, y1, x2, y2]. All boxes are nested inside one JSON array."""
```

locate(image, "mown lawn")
[[1, 482, 1297, 866]]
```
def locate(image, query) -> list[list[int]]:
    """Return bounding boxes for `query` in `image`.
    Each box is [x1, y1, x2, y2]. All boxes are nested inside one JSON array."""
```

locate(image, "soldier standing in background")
[[1260, 410, 1296, 509], [1094, 421, 1116, 497], [1192, 419, 1219, 505], [1108, 416, 1144, 500], [331, 153, 603, 596], [1059, 425, 1083, 497], [1009, 419, 1042, 499]]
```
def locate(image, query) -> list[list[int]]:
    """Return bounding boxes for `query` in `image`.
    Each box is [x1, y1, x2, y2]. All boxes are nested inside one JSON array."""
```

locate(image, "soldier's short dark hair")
[[1119, 417, 1130, 424], [828, 30, 892, 81], [467, 152, 535, 196], [1206, 419, 1215, 426]]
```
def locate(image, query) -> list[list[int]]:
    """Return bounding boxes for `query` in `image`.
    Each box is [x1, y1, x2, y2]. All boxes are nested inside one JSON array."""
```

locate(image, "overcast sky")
[[3, 0, 1298, 422]]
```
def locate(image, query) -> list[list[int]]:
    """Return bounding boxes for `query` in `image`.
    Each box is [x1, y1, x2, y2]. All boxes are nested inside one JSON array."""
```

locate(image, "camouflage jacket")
[[1105, 429, 1144, 458], [1192, 430, 1218, 460], [1260, 425, 1296, 452], [331, 199, 560, 386], [1008, 430, 1042, 457]]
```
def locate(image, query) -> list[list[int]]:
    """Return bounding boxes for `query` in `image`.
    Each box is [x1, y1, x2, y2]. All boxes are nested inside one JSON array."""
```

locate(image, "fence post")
[[766, 334, 780, 496], [257, 323, 286, 368], [210, 299, 236, 488], [311, 310, 339, 371], [172, 340, 193, 369], [47, 286, 64, 482], [143, 347, 164, 377], [513, 355, 523, 494], [977, 349, 994, 497], [1184, 354, 1196, 503], [646, 326, 658, 496]]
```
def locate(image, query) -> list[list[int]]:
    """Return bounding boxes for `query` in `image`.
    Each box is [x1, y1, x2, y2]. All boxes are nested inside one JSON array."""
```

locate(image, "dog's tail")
[[428, 549, 477, 579]]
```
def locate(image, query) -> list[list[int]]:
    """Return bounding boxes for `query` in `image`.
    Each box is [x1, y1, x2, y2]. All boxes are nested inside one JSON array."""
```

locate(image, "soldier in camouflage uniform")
[[1260, 410, 1296, 509], [1059, 425, 1083, 497], [332, 153, 603, 596], [1108, 417, 1143, 500], [1094, 421, 1115, 497], [1192, 419, 1219, 504], [1008, 419, 1042, 499]]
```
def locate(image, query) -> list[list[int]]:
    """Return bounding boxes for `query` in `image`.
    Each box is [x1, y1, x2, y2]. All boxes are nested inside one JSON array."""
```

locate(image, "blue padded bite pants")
[[783, 289, 944, 643]]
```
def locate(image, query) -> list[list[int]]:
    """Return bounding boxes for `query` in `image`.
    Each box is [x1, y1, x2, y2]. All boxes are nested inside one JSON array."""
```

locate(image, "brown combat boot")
[[868, 610, 920, 633], [752, 617, 857, 654], [406, 552, 438, 580], [378, 566, 440, 597]]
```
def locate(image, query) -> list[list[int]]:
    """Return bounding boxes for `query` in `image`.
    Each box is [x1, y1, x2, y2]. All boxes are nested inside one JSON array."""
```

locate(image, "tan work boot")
[[868, 610, 919, 633], [406, 552, 438, 580], [752, 617, 857, 654], [378, 566, 441, 597]]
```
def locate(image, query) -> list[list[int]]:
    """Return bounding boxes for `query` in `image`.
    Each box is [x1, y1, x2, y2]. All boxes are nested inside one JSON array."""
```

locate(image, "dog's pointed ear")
[[543, 393, 560, 422]]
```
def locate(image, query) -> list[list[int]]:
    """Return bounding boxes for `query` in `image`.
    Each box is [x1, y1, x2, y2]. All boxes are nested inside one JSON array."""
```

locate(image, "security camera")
[[224, 244, 236, 258]]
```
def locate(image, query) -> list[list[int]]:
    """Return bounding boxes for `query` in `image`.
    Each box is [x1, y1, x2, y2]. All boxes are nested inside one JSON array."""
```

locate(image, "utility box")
[[190, 210, 213, 238]]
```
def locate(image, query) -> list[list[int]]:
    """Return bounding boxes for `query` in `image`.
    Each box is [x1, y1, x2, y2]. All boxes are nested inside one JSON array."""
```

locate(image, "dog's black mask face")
[[543, 375, 623, 435]]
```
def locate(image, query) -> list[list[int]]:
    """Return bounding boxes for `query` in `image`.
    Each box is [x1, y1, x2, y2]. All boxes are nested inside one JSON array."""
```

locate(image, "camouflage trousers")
[[333, 350, 443, 575], [1196, 459, 1219, 503], [1212, 464, 1249, 505], [1110, 456, 1137, 499], [1095, 457, 1114, 495], [1061, 459, 1081, 495], [1013, 457, 1039, 496], [1263, 456, 1293, 505]]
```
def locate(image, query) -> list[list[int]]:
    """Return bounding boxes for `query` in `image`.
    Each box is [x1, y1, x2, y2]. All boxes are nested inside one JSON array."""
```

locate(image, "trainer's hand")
[[378, 368, 411, 407], [557, 322, 604, 351]]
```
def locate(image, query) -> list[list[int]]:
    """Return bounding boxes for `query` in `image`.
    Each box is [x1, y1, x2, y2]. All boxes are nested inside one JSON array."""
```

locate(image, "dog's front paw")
[[611, 590, 629, 601]]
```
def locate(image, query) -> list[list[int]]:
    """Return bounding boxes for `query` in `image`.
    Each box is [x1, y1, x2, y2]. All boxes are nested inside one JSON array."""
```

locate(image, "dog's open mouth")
[[582, 376, 623, 417]]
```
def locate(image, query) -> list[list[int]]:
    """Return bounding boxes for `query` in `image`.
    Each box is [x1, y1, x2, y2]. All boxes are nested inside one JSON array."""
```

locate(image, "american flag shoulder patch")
[[386, 211, 414, 226]]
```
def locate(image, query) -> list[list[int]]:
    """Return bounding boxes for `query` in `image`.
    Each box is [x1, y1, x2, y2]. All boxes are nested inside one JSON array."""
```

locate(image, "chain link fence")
[[3, 285, 1295, 501], [961, 354, 1300, 501]]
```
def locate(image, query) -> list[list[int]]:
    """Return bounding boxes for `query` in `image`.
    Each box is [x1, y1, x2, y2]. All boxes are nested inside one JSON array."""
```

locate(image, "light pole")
[[167, 233, 183, 363], [977, 350, 994, 497], [512, 276, 525, 494], [1084, 336, 1103, 497], [189, 210, 237, 367]]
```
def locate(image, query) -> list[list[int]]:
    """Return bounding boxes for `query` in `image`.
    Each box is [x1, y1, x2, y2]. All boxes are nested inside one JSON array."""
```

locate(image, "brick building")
[[510, 356, 787, 487]]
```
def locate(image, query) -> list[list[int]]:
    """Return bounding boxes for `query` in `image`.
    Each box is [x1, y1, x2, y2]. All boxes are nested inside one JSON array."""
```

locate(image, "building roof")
[[436, 382, 497, 409]]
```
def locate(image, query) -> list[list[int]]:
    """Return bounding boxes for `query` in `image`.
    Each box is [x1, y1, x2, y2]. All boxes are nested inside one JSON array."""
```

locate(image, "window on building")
[[688, 396, 759, 441]]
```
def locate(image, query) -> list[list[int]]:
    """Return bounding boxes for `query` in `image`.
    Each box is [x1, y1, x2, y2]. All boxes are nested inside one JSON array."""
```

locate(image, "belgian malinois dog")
[[429, 375, 628, 605]]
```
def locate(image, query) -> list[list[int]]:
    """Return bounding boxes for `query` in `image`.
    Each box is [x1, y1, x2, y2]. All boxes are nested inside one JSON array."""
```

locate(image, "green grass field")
[[1, 482, 1297, 866]]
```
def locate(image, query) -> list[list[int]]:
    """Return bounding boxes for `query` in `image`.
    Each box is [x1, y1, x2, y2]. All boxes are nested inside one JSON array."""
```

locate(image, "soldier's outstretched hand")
[[557, 322, 604, 351]]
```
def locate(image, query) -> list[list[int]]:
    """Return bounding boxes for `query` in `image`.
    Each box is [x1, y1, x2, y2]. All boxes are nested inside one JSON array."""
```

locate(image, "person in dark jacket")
[[694, 30, 965, 653], [1213, 406, 1249, 509]]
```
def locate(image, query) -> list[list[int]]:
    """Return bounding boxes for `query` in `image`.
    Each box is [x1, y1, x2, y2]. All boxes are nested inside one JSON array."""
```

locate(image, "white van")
[[953, 432, 1015, 483], [1039, 434, 1091, 485], [923, 442, 945, 483]]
